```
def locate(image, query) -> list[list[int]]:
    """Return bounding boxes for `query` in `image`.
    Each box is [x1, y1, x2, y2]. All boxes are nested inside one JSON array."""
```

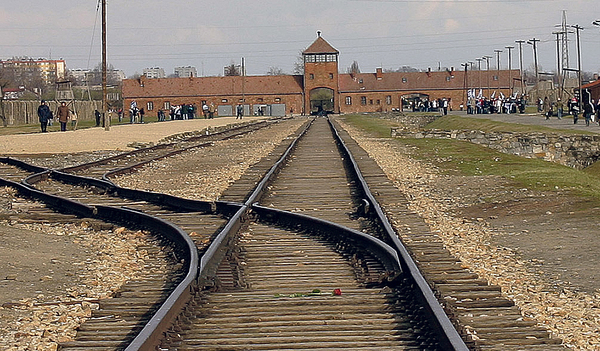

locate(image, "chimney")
[[376, 67, 383, 80]]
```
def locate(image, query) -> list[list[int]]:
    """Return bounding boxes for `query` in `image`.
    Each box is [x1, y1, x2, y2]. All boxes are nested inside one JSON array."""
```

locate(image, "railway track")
[[59, 119, 278, 180], [0, 115, 568, 350]]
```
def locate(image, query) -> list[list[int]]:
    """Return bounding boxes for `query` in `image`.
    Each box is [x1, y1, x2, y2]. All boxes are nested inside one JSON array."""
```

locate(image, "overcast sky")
[[1, 1, 599, 78]]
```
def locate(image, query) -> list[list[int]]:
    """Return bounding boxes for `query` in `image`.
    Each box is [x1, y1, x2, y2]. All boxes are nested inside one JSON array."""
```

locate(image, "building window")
[[147, 101, 154, 111], [376, 99, 381, 105], [386, 95, 392, 105], [369, 99, 374, 105], [359, 79, 363, 84], [309, 73, 314, 80], [345, 96, 352, 105], [222, 99, 228, 103], [402, 77, 407, 83], [446, 76, 451, 82], [275, 98, 281, 102], [493, 75, 499, 81], [257, 98, 263, 102], [326, 54, 337, 62], [304, 55, 316, 63], [164, 102, 171, 110], [361, 96, 367, 105], [329, 73, 334, 79]]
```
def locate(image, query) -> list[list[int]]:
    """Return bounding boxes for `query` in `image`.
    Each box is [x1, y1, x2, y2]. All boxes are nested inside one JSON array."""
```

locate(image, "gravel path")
[[0, 117, 268, 155]]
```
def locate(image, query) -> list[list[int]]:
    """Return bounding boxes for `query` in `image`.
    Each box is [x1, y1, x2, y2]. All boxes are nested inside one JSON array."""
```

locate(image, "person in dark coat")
[[95, 109, 101, 126], [57, 101, 70, 131], [37, 100, 52, 133]]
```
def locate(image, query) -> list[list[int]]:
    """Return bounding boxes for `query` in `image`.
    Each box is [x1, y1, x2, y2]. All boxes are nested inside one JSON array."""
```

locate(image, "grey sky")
[[1, 1, 598, 77]]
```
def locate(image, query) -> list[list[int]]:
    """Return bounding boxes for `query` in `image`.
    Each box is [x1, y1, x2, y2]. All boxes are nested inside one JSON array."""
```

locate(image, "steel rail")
[[251, 204, 403, 277], [328, 117, 469, 351], [59, 119, 275, 177]]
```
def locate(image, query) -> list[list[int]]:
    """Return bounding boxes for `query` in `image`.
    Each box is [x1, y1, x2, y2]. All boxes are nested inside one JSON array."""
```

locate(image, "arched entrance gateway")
[[401, 93, 430, 112], [310, 88, 334, 115]]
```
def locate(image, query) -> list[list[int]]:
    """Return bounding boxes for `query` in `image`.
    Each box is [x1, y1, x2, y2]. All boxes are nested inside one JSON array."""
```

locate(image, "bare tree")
[[267, 66, 285, 75], [293, 51, 304, 75], [0, 68, 10, 126], [224, 62, 241, 76], [347, 61, 360, 75]]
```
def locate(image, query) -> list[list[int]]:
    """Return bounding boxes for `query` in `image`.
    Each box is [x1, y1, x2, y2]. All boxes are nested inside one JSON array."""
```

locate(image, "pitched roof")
[[582, 79, 600, 90], [303, 36, 339, 55], [123, 75, 304, 99]]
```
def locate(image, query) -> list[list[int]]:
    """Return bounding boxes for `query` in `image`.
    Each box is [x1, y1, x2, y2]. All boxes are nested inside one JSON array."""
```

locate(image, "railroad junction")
[[0, 114, 597, 350]]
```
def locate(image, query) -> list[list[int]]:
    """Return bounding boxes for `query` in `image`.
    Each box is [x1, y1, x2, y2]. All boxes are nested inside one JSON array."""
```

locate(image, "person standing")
[[57, 101, 70, 131], [95, 109, 101, 126], [584, 100, 594, 126], [236, 104, 243, 119], [37, 100, 52, 133], [70, 109, 78, 130], [202, 103, 209, 118], [556, 98, 563, 120], [209, 103, 215, 119]]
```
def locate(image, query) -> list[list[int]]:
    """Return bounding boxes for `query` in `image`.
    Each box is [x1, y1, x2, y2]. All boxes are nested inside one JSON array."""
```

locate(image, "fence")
[[0, 100, 103, 126]]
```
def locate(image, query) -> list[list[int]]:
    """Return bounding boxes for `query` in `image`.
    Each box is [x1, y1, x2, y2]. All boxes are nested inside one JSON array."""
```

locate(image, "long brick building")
[[123, 34, 519, 117]]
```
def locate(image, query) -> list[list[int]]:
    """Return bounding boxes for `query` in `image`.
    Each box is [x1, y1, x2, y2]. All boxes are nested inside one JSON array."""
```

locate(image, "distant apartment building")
[[143, 67, 166, 79], [0, 58, 66, 85], [174, 66, 197, 78], [69, 68, 126, 84]]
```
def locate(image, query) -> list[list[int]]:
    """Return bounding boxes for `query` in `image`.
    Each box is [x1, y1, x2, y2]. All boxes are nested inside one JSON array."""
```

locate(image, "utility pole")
[[476, 58, 483, 90], [572, 24, 584, 111], [527, 38, 540, 83], [494, 49, 503, 93], [461, 62, 469, 106], [102, 0, 109, 131], [241, 57, 245, 112], [483, 55, 492, 97], [505, 46, 514, 96], [515, 40, 526, 94], [552, 31, 564, 99]]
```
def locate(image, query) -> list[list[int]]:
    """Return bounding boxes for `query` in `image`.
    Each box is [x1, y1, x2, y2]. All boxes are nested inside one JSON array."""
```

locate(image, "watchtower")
[[303, 32, 339, 115]]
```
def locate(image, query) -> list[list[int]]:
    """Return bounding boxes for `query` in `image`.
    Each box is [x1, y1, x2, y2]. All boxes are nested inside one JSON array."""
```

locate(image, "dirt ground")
[[461, 187, 600, 294]]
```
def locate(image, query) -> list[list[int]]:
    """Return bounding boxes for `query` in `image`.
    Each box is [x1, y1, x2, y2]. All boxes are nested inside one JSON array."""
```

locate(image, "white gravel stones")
[[336, 117, 600, 350], [0, 187, 164, 350]]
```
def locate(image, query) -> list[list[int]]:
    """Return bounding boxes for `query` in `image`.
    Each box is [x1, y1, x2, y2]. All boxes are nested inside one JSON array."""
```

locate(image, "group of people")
[[155, 102, 217, 122], [37, 100, 78, 132], [405, 98, 451, 115], [539, 95, 600, 126], [465, 93, 527, 115]]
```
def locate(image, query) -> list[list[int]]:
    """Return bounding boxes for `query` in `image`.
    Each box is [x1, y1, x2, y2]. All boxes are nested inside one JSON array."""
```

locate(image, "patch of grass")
[[342, 113, 401, 138], [341, 113, 600, 201], [0, 117, 154, 136], [427, 114, 595, 135]]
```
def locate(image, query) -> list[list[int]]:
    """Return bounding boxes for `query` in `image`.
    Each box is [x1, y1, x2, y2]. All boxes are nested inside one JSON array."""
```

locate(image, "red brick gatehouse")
[[122, 34, 518, 117]]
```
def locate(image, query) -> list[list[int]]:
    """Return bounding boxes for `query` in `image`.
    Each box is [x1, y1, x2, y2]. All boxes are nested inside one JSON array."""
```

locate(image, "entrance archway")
[[401, 93, 430, 112], [310, 88, 334, 115]]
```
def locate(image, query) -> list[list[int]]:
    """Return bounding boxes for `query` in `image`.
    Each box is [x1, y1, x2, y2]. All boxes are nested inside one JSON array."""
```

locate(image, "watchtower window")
[[304, 54, 337, 63]]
